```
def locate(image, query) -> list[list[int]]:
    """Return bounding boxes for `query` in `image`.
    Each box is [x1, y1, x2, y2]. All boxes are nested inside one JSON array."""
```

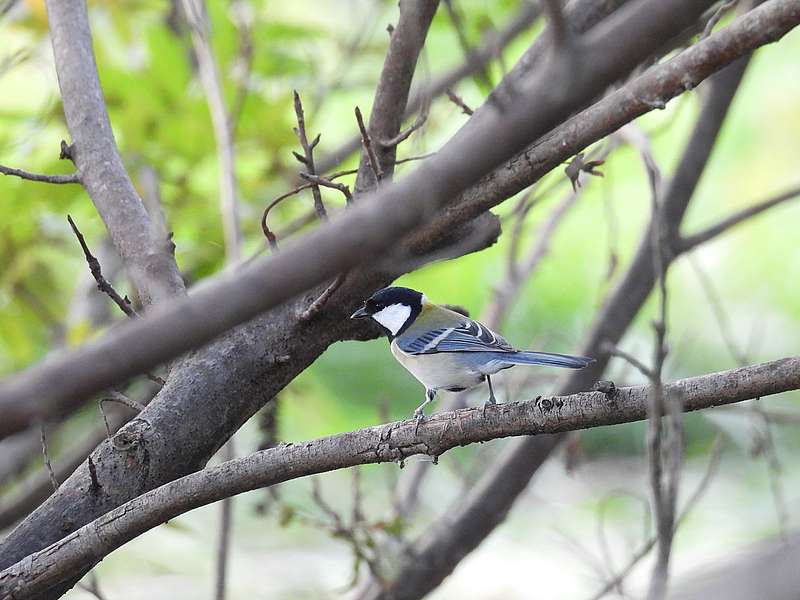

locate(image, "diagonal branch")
[[182, 0, 242, 263], [66, 215, 137, 318], [678, 184, 800, 252], [1, 0, 794, 440], [45, 0, 185, 306], [1, 356, 798, 598]]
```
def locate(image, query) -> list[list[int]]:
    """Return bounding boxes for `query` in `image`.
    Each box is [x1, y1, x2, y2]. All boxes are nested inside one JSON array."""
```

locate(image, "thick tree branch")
[[44, 0, 185, 305], [0, 0, 751, 440], [1, 356, 798, 598]]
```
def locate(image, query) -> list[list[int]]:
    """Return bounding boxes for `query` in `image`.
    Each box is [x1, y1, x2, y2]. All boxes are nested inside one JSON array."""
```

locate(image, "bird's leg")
[[486, 375, 497, 404], [483, 376, 497, 418], [414, 389, 436, 435]]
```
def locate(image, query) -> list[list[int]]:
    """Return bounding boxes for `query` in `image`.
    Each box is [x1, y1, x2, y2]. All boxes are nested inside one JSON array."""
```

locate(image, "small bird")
[[351, 286, 594, 422]]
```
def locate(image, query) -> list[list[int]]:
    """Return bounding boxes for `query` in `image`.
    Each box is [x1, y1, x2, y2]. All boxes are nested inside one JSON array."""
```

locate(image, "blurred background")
[[1, 0, 799, 598]]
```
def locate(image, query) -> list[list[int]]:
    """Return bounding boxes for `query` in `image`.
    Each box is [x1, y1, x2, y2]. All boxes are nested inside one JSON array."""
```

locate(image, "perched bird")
[[351, 286, 594, 422]]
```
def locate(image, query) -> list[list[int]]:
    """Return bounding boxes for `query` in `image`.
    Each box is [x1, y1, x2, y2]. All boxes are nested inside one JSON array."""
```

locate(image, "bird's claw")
[[483, 396, 496, 418]]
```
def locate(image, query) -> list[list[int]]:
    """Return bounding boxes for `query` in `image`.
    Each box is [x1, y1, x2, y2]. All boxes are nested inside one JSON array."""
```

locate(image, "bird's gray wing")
[[397, 319, 515, 355]]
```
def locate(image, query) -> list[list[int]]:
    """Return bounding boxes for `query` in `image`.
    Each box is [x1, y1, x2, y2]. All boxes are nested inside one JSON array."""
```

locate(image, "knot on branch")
[[112, 418, 153, 452]]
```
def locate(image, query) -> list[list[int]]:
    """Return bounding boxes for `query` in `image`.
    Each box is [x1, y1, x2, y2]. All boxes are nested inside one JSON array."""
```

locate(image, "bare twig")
[[602, 341, 656, 380], [99, 391, 145, 438], [702, 0, 738, 39], [0, 164, 79, 184], [645, 134, 681, 600], [588, 436, 723, 600], [39, 424, 58, 492], [293, 90, 328, 220], [678, 184, 800, 252], [260, 168, 358, 249], [380, 108, 428, 149], [182, 0, 241, 262], [299, 274, 346, 322], [299, 172, 353, 204], [214, 440, 235, 600], [354, 106, 384, 183], [67, 215, 137, 318], [228, 0, 254, 139], [443, 0, 492, 91], [445, 88, 474, 115]]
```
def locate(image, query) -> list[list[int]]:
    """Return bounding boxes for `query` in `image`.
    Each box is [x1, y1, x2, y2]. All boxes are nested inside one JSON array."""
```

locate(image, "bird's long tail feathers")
[[497, 351, 594, 369]]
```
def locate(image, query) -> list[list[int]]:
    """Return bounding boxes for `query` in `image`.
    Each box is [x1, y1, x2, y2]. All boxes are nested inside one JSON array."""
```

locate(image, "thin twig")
[[299, 274, 346, 321], [442, 0, 493, 91], [214, 439, 235, 600], [39, 424, 59, 492], [299, 172, 353, 203], [0, 164, 79, 184], [182, 0, 241, 263], [293, 90, 328, 220], [588, 437, 723, 600], [354, 106, 383, 182], [644, 133, 682, 600], [228, 0, 254, 139], [678, 184, 800, 252], [602, 341, 656, 380], [260, 168, 359, 249], [702, 0, 737, 39], [99, 391, 145, 438], [381, 108, 428, 149], [67, 215, 137, 318], [445, 88, 473, 115]]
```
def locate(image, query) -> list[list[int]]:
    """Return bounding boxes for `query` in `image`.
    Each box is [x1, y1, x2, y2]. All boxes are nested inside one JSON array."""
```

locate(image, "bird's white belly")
[[390, 342, 485, 391]]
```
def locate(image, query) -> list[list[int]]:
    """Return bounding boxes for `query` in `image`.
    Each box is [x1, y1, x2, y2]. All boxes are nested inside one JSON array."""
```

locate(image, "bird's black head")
[[350, 286, 424, 338]]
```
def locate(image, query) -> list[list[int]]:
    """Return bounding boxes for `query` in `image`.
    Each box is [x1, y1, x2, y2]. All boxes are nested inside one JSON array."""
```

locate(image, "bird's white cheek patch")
[[372, 304, 412, 336]]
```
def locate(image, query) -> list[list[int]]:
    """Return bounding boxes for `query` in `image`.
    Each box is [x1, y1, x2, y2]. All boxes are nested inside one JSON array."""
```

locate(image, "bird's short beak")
[[350, 306, 370, 319]]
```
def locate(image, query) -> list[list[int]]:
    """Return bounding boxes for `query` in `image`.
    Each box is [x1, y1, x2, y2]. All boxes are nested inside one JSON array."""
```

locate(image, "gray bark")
[[0, 0, 742, 438], [46, 0, 185, 307]]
